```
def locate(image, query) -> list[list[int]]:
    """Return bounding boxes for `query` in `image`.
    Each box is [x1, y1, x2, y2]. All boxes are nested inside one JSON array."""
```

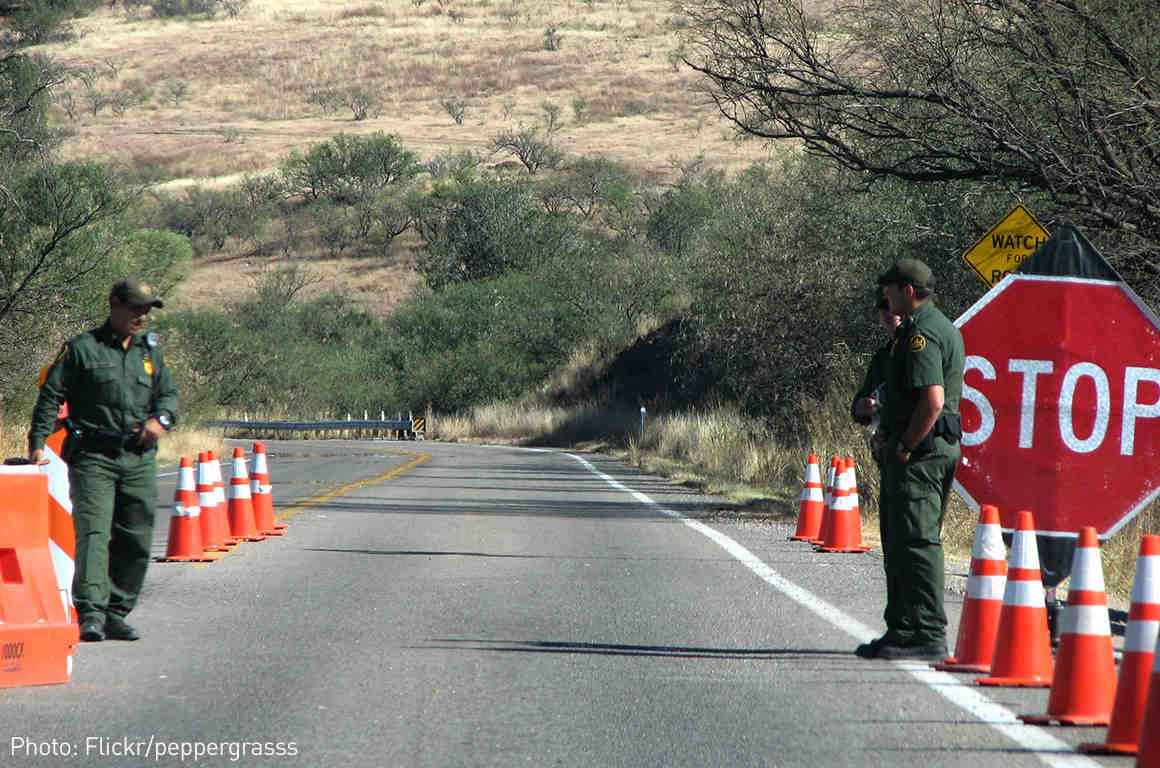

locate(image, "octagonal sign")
[[954, 275, 1160, 538]]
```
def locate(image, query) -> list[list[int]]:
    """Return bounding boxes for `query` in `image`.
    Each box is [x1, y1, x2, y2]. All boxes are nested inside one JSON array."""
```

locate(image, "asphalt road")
[[1, 440, 1125, 767]]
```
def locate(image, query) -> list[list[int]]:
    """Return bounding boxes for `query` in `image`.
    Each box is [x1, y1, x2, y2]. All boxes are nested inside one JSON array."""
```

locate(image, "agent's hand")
[[137, 418, 166, 449], [853, 396, 879, 420], [28, 447, 45, 463]]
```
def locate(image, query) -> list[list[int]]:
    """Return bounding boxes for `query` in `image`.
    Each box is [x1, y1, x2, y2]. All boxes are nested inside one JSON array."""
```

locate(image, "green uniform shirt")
[[29, 322, 179, 451], [884, 300, 964, 442]]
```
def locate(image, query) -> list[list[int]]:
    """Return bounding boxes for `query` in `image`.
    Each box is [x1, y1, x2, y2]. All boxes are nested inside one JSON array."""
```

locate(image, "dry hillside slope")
[[35, 0, 776, 311], [45, 0, 772, 184]]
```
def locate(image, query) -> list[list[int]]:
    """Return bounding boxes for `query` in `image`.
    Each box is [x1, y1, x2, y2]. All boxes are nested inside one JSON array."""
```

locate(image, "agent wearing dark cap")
[[28, 279, 179, 643], [856, 259, 964, 660]]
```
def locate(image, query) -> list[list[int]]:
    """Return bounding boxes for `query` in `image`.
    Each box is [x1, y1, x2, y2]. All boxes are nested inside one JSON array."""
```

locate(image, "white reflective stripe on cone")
[[1003, 578, 1047, 607], [1009, 530, 1042, 569], [972, 524, 1005, 561], [230, 484, 252, 500], [1125, 619, 1160, 653], [259, 484, 272, 494], [966, 574, 1006, 601], [173, 503, 201, 518], [1070, 547, 1107, 591], [1133, 555, 1160, 603], [805, 487, 823, 502], [805, 463, 821, 483], [1060, 603, 1111, 636]]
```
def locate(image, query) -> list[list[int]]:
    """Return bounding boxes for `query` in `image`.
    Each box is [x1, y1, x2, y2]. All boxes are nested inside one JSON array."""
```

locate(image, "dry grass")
[[43, 0, 771, 187], [1, 422, 227, 467], [156, 427, 229, 466], [170, 239, 425, 318]]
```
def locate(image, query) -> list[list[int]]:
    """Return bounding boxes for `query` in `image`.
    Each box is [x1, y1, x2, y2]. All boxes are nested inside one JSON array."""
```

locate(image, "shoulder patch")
[[910, 334, 927, 353], [145, 331, 159, 349]]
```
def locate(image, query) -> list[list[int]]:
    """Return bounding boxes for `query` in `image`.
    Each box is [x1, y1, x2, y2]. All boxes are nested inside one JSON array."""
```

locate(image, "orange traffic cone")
[[790, 454, 825, 542], [977, 510, 1053, 688], [846, 456, 862, 517], [816, 458, 871, 554], [250, 442, 285, 536], [209, 450, 237, 545], [1021, 526, 1116, 725], [936, 504, 1008, 673], [252, 441, 287, 532], [227, 448, 264, 542], [1138, 633, 1160, 768], [811, 455, 840, 545], [1080, 534, 1160, 755], [196, 452, 232, 552], [157, 457, 211, 562]]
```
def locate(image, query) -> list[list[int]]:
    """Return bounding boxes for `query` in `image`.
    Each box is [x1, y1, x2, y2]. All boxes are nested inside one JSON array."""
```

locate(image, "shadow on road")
[[413, 638, 858, 661]]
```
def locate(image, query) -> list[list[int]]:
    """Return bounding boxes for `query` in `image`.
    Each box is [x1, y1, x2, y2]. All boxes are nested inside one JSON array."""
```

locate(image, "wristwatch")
[[156, 413, 172, 431]]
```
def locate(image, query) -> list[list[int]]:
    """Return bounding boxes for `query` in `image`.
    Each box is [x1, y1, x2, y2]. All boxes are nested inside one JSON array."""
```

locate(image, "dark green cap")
[[110, 279, 164, 309], [877, 258, 933, 290]]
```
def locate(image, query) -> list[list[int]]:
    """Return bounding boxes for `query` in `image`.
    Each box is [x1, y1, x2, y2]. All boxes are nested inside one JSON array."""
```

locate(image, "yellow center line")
[[192, 451, 431, 566], [275, 450, 432, 523]]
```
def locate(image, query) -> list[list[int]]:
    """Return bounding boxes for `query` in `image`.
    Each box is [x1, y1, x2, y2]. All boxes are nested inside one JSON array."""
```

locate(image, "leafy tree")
[[415, 179, 581, 289], [0, 21, 190, 424], [678, 156, 1016, 433], [489, 128, 562, 175], [281, 133, 421, 204], [680, 0, 1160, 299]]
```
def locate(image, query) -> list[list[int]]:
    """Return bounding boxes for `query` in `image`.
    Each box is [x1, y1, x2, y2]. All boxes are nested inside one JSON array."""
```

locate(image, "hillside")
[[37, 0, 777, 313]]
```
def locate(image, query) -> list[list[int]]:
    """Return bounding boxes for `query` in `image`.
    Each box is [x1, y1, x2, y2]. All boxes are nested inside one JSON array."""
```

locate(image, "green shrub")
[[281, 133, 420, 204], [153, 186, 265, 255], [415, 179, 580, 289], [378, 272, 590, 411], [677, 156, 1019, 435]]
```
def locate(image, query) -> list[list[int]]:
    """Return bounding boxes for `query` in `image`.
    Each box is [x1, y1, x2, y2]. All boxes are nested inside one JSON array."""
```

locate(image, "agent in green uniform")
[[860, 259, 964, 661], [28, 279, 178, 643]]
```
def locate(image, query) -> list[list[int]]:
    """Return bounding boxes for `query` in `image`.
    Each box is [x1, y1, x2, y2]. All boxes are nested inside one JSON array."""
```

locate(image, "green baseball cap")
[[877, 258, 934, 290], [110, 279, 164, 309]]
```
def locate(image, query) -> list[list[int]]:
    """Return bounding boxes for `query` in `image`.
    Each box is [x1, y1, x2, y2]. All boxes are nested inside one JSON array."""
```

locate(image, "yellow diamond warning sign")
[[962, 204, 1050, 287]]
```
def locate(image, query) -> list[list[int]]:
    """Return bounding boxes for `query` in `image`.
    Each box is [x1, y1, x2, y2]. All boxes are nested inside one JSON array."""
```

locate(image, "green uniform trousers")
[[68, 448, 158, 622], [880, 438, 959, 645]]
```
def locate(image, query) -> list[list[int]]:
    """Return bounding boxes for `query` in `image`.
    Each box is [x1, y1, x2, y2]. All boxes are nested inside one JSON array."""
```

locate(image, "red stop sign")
[[954, 275, 1160, 538]]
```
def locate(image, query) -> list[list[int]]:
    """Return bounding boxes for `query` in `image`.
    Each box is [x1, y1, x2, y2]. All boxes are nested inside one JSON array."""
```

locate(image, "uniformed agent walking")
[[28, 279, 178, 643], [858, 259, 964, 661]]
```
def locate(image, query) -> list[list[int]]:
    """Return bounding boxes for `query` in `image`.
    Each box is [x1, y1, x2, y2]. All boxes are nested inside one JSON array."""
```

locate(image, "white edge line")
[[562, 450, 1100, 768]]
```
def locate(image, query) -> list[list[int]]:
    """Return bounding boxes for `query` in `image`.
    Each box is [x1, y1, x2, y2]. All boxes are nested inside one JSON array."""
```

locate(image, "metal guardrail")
[[204, 419, 421, 440], [207, 420, 412, 431]]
